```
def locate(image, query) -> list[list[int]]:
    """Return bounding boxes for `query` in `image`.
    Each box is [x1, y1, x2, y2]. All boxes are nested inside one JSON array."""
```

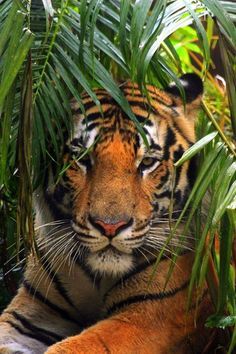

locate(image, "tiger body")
[[0, 74, 212, 353]]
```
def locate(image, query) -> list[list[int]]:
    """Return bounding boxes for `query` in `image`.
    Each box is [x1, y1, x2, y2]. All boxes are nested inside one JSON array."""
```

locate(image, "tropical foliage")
[[0, 0, 235, 352]]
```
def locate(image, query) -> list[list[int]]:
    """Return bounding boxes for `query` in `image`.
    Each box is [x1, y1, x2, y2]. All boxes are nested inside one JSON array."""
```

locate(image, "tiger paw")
[[0, 343, 33, 354], [46, 332, 108, 354]]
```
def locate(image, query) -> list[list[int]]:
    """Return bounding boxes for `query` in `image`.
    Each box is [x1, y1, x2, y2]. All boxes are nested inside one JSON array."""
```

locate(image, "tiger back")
[[0, 74, 213, 354]]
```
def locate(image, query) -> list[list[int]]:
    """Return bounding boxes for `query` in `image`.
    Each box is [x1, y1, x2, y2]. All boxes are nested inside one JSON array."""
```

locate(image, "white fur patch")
[[0, 343, 34, 354], [86, 249, 134, 277], [73, 119, 98, 149]]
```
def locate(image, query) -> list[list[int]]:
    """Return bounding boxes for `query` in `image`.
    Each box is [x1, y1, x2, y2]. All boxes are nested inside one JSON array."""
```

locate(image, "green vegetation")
[[0, 0, 235, 352]]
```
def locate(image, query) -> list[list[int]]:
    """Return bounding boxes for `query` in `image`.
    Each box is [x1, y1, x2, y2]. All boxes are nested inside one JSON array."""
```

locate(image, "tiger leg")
[[46, 285, 212, 354], [0, 283, 82, 354]]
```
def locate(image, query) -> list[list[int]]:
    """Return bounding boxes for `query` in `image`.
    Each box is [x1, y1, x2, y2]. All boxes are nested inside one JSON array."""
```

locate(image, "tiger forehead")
[[69, 82, 179, 151], [75, 104, 149, 154], [71, 81, 177, 124]]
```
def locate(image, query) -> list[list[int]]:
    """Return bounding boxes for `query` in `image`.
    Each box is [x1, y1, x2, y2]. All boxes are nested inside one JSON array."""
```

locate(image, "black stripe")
[[154, 190, 171, 199], [106, 280, 189, 315], [126, 100, 151, 112], [123, 91, 174, 109], [163, 127, 176, 160], [23, 280, 83, 327], [73, 221, 89, 231], [73, 254, 102, 288], [72, 96, 112, 114], [174, 164, 182, 189], [104, 257, 162, 300], [6, 320, 55, 346], [123, 89, 175, 108], [39, 253, 78, 311], [174, 189, 182, 204], [83, 97, 113, 111], [85, 122, 100, 131], [82, 111, 102, 122], [10, 311, 63, 342], [157, 170, 170, 189], [187, 156, 197, 187], [70, 137, 82, 147], [165, 127, 177, 147], [172, 121, 193, 145], [173, 145, 185, 163], [75, 232, 100, 240], [149, 142, 162, 151], [81, 90, 108, 101], [44, 191, 72, 220], [133, 114, 153, 126], [53, 183, 70, 203], [96, 333, 111, 353], [82, 107, 114, 124]]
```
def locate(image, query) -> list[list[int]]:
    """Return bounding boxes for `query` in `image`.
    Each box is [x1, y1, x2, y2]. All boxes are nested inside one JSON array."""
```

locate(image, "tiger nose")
[[88, 216, 133, 238]]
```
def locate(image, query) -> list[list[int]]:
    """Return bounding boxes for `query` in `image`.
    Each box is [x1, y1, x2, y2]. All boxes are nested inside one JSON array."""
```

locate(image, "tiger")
[[0, 73, 214, 354]]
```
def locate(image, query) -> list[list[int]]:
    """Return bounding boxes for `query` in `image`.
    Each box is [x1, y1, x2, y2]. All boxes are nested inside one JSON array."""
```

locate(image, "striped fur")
[[0, 74, 213, 354]]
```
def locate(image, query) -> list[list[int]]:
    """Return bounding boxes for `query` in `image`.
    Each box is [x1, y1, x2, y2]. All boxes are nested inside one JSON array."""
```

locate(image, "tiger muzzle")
[[88, 215, 133, 238]]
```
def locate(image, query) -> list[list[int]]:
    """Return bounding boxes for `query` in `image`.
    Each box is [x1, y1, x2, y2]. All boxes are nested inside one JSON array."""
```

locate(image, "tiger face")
[[42, 74, 203, 277]]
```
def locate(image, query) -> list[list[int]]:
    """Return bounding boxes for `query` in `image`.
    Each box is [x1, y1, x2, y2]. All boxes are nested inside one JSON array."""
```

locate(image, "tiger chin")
[[0, 74, 215, 354]]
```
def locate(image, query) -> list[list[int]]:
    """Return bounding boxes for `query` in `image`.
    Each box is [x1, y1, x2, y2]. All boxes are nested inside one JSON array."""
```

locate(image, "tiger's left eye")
[[139, 157, 159, 172]]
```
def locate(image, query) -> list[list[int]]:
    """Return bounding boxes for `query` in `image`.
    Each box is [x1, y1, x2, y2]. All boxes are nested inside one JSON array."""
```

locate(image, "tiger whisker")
[[5, 258, 26, 276], [136, 248, 150, 264], [44, 242, 74, 299], [4, 248, 25, 266], [6, 239, 23, 251], [151, 218, 184, 223], [92, 270, 100, 289], [40, 225, 72, 240], [33, 232, 75, 293], [38, 227, 73, 248], [141, 245, 181, 270], [145, 241, 178, 256], [147, 236, 195, 245], [68, 239, 83, 275], [147, 234, 193, 244], [146, 238, 194, 252], [139, 245, 177, 264], [148, 230, 195, 239], [38, 234, 71, 255], [143, 243, 176, 259], [35, 219, 70, 230]]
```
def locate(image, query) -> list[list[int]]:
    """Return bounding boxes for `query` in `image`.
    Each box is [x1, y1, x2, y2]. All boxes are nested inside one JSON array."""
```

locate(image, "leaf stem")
[[202, 99, 236, 158], [33, 0, 69, 104]]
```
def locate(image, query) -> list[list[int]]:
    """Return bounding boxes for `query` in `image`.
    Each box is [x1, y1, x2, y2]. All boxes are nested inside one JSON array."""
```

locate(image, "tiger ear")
[[165, 74, 203, 120], [165, 73, 203, 103]]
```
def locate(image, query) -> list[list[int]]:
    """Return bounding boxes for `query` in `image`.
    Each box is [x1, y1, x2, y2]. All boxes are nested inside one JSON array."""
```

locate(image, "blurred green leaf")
[[206, 314, 236, 329], [175, 132, 218, 167]]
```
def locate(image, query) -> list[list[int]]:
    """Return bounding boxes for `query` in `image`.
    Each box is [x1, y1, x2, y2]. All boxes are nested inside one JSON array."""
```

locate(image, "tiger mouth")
[[86, 245, 134, 276], [89, 244, 131, 258], [96, 245, 123, 256]]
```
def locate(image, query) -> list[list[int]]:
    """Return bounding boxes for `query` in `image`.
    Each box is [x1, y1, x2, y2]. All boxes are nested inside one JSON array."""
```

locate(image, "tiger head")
[[39, 74, 203, 277]]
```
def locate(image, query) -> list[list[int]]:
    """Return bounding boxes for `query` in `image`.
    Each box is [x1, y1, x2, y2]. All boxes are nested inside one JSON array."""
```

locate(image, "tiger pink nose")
[[89, 216, 133, 237]]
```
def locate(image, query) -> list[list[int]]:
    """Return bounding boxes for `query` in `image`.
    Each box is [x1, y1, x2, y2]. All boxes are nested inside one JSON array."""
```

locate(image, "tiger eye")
[[73, 153, 92, 170], [139, 156, 158, 172], [141, 157, 155, 167]]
